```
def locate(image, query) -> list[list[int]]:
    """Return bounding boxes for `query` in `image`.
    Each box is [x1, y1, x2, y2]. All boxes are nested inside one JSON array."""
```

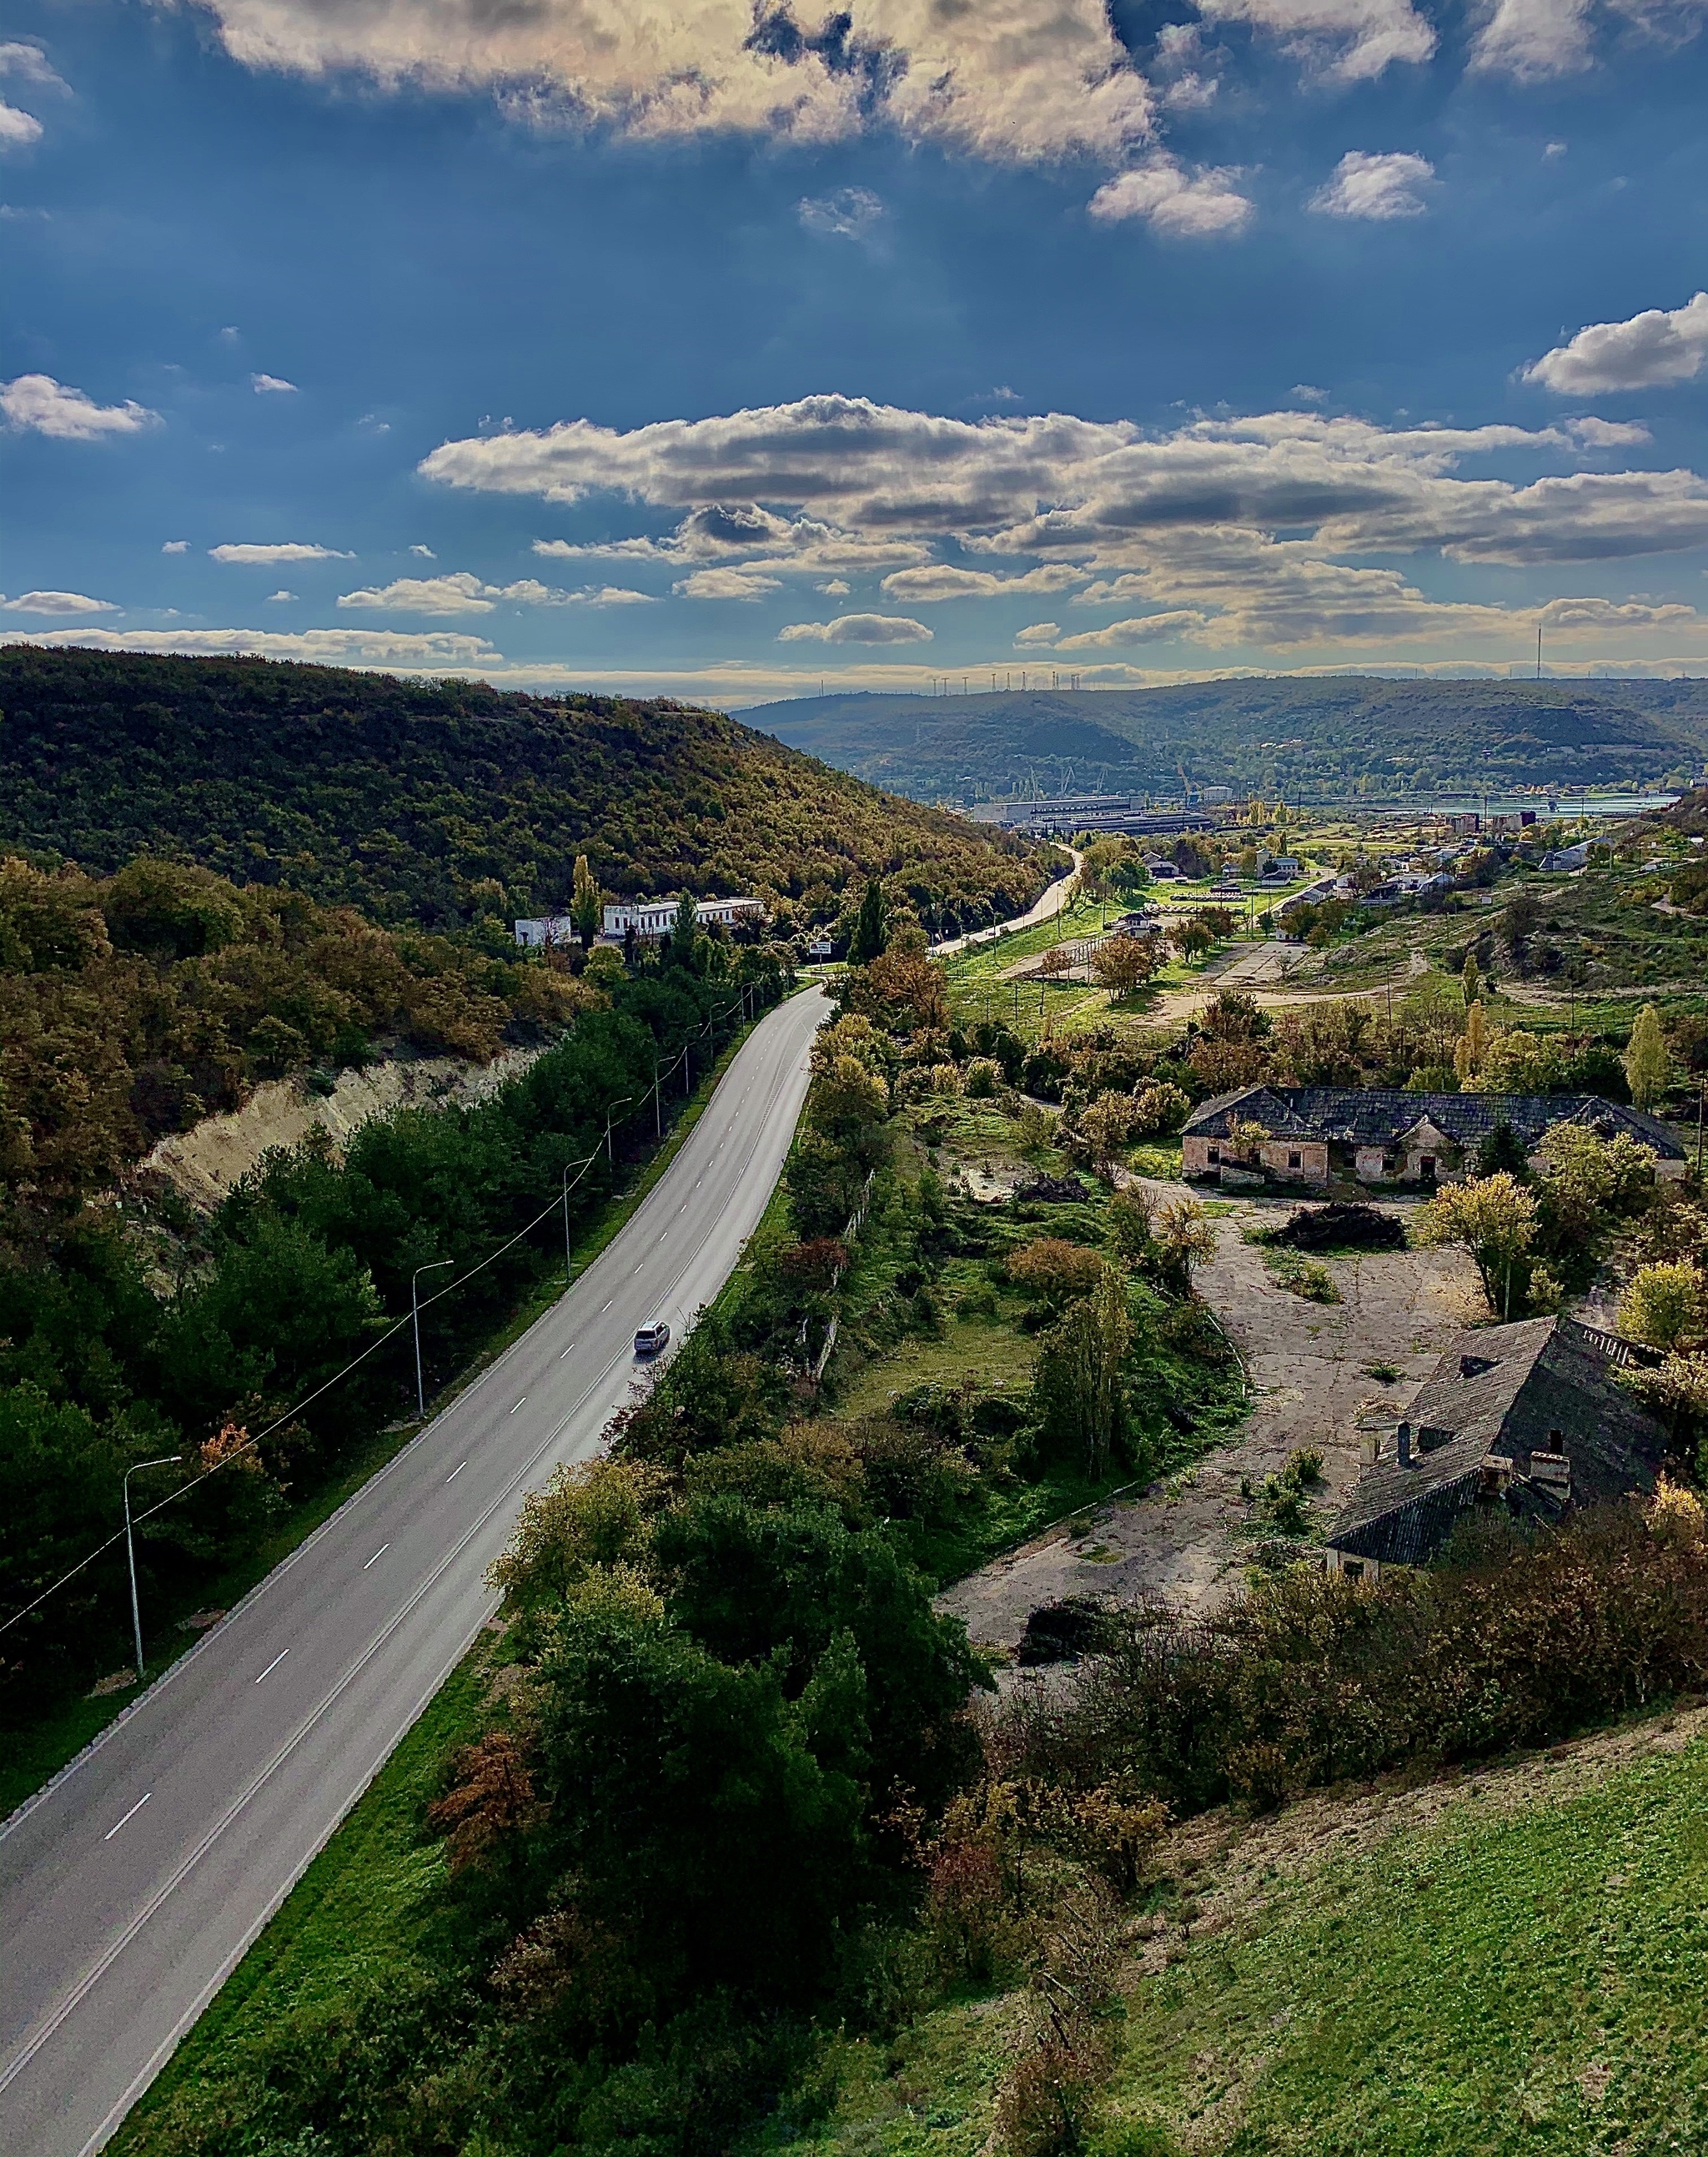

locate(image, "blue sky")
[[4, 0, 1708, 702]]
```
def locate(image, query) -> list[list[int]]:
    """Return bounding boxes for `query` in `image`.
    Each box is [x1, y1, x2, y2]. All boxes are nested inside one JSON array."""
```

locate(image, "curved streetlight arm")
[[604, 1095, 634, 1163], [410, 1259, 456, 1420], [124, 1454, 183, 1682], [560, 1140, 602, 1284]]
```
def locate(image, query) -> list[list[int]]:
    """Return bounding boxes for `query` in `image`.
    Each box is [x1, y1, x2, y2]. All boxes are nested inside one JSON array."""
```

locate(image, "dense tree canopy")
[[0, 852, 589, 1219], [0, 648, 1047, 938]]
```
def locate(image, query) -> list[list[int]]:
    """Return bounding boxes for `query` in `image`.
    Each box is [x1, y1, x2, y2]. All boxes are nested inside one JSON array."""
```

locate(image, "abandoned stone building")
[[1181, 1085, 1687, 1189], [1324, 1315, 1670, 1581]]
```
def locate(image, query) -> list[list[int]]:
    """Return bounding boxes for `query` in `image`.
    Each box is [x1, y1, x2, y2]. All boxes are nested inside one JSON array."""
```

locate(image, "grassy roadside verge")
[[1, 1009, 776, 1823]]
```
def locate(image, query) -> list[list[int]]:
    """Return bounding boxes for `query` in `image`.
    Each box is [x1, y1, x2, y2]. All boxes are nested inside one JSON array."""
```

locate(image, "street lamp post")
[[605, 1096, 633, 1164], [412, 1259, 455, 1420], [124, 1455, 182, 1684]]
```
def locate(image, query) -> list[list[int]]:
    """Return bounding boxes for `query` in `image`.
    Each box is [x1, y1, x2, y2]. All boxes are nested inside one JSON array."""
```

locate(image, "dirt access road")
[[939, 1189, 1481, 1651]]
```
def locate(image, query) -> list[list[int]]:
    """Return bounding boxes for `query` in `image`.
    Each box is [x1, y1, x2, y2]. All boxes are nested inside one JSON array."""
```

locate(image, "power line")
[[0, 992, 752, 1642]]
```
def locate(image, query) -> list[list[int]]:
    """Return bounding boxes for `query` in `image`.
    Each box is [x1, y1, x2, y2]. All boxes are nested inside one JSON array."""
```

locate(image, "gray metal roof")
[[1183, 1085, 1685, 1160], [1326, 1315, 1669, 1567]]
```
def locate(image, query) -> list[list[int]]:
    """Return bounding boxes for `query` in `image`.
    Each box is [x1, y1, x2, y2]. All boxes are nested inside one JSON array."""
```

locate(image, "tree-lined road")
[[0, 985, 826, 2157], [930, 851, 1082, 957]]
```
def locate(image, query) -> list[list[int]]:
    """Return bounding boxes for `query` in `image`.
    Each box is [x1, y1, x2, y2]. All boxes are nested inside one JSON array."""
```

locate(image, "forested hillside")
[[0, 853, 590, 1223], [747, 676, 1708, 803], [0, 649, 1047, 938]]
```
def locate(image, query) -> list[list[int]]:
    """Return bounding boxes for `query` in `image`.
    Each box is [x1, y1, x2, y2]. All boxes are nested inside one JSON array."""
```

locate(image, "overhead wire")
[[0, 987, 753, 1642]]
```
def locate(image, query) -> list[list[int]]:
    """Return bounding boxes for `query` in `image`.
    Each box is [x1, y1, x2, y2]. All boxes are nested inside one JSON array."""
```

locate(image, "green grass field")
[[766, 1715, 1708, 2157], [941, 892, 1247, 1048]]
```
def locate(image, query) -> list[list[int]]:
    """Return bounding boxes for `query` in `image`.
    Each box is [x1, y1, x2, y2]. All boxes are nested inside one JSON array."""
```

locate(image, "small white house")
[[512, 914, 575, 949]]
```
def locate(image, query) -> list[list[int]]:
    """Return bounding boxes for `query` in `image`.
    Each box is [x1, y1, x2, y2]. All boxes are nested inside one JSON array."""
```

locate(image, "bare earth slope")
[[940, 1191, 1479, 1647]]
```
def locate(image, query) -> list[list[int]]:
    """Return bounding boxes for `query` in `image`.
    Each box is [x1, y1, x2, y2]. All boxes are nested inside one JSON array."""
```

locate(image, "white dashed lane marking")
[[103, 1794, 151, 1843]]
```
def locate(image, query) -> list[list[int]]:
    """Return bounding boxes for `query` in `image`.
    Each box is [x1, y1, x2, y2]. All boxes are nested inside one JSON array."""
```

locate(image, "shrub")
[[1001, 1510, 1708, 1818], [1007, 1237, 1106, 1310], [1130, 1082, 1190, 1138]]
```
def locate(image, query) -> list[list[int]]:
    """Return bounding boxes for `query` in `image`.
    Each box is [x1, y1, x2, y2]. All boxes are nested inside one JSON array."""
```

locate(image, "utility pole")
[[605, 1095, 634, 1164], [561, 1154, 591, 1283], [412, 1259, 455, 1417], [124, 1456, 182, 1683]]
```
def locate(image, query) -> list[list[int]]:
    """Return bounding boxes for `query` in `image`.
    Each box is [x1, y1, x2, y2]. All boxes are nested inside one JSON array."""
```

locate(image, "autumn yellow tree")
[[1624, 1003, 1672, 1112], [1414, 1171, 1538, 1318]]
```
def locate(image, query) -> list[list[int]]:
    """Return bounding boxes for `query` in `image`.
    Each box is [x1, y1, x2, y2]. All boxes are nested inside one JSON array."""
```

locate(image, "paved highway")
[[0, 984, 826, 2157]]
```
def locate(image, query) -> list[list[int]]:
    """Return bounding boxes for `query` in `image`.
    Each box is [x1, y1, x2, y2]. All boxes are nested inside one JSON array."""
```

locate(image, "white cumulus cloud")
[[1195, 0, 1434, 78], [1310, 149, 1434, 219], [251, 372, 299, 393], [879, 563, 1088, 602], [337, 570, 653, 613], [180, 0, 1153, 166], [0, 590, 120, 615], [0, 43, 69, 88], [209, 541, 354, 564], [1525, 293, 1708, 395], [1470, 0, 1595, 79], [265, 588, 297, 602], [1050, 611, 1211, 649], [777, 613, 933, 644], [798, 186, 884, 240], [673, 566, 783, 600], [1088, 157, 1252, 239], [0, 102, 43, 149], [409, 543, 436, 557], [413, 391, 1708, 661], [1, 374, 159, 440], [162, 540, 190, 553], [1567, 415, 1652, 447], [1536, 596, 1697, 630]]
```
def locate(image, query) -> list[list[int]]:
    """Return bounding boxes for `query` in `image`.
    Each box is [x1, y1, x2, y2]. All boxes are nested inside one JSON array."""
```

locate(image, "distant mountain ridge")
[[741, 678, 1708, 804], [0, 647, 1047, 936]]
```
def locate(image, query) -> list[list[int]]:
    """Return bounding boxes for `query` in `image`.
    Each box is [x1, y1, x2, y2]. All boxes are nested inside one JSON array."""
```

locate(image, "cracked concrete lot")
[[938, 1187, 1484, 1651]]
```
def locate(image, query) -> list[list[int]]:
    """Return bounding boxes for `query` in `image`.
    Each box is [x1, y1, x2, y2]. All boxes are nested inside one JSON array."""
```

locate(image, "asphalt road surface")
[[0, 984, 826, 2157]]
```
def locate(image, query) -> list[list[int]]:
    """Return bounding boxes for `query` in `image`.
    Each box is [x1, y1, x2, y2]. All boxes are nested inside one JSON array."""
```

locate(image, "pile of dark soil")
[[1273, 1202, 1406, 1252], [1012, 1173, 1090, 1204], [1015, 1596, 1115, 1666]]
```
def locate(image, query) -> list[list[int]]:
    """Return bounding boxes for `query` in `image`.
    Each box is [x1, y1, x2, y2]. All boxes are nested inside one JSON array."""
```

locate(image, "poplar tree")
[[672, 891, 700, 969], [849, 877, 888, 964], [570, 855, 601, 947], [1625, 1003, 1672, 1111]]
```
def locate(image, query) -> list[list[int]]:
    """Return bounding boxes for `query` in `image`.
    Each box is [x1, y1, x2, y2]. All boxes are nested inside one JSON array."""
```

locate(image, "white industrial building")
[[513, 894, 766, 948], [602, 896, 766, 938]]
